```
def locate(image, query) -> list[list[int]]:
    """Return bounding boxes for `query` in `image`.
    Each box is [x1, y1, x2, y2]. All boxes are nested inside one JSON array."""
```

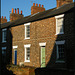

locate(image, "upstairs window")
[[2, 28, 7, 43], [55, 14, 64, 35], [24, 23, 30, 39]]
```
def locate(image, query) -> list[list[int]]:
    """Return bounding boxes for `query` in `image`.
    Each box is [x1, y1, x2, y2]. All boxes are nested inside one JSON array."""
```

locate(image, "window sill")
[[55, 61, 65, 63], [2, 41, 7, 43], [55, 32, 64, 35], [24, 60, 30, 62], [24, 38, 30, 40]]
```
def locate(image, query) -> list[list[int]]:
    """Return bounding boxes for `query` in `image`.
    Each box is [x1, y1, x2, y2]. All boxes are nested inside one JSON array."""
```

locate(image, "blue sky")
[[1, 0, 74, 22]]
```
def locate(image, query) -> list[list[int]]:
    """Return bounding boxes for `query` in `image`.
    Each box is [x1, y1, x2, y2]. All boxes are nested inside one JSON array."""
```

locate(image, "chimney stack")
[[10, 8, 23, 21], [56, 0, 73, 8], [0, 16, 7, 24], [31, 3, 45, 15]]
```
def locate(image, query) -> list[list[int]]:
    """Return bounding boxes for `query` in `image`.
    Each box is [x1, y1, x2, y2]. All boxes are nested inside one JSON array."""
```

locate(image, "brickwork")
[[56, 0, 73, 8], [11, 15, 67, 68], [11, 9, 74, 69], [1, 0, 74, 70], [11, 17, 56, 67], [31, 3, 45, 15], [10, 8, 23, 21], [10, 13, 23, 21], [0, 16, 7, 24]]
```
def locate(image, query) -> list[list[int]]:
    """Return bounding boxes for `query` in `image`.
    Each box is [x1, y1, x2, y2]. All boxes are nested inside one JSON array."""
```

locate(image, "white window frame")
[[24, 23, 31, 40], [2, 28, 7, 43], [55, 40, 65, 63], [55, 14, 64, 35], [24, 44, 31, 62]]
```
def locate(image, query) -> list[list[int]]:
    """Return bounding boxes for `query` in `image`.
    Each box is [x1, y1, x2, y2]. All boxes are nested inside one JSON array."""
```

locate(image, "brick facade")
[[11, 17, 57, 67], [11, 10, 74, 69]]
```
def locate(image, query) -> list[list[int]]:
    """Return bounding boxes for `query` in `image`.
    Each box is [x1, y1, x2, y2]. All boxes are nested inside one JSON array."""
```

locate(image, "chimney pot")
[[12, 8, 14, 13], [15, 9, 16, 13], [17, 8, 19, 14], [36, 4, 38, 6], [39, 4, 41, 7], [2, 16, 3, 18], [42, 5, 44, 7], [4, 16, 6, 19], [21, 10, 22, 15], [33, 3, 35, 6]]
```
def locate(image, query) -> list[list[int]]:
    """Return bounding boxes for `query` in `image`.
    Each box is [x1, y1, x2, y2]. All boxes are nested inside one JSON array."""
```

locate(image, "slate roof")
[[1, 2, 75, 29]]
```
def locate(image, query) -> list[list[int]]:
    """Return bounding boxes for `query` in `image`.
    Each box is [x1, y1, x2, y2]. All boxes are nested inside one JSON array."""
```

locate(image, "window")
[[2, 47, 6, 55], [24, 23, 30, 39], [55, 14, 64, 35], [2, 47, 6, 63], [2, 28, 7, 43], [24, 44, 31, 62], [56, 40, 65, 62]]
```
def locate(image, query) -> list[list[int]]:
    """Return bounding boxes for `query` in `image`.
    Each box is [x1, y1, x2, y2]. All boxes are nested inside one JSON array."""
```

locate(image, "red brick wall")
[[56, 0, 73, 8]]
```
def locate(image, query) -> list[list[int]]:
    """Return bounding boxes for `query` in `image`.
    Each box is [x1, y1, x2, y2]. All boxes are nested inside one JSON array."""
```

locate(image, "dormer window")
[[55, 14, 64, 35], [24, 23, 30, 39], [2, 28, 7, 43]]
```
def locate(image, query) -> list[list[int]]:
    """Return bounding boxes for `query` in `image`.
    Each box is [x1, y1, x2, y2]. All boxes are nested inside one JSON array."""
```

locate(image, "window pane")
[[57, 18, 64, 34], [57, 44, 64, 61], [26, 47, 30, 60], [2, 30, 7, 42], [26, 25, 30, 38]]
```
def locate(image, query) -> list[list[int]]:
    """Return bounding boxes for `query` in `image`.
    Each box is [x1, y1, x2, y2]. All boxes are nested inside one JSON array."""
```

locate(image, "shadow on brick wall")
[[35, 7, 75, 75]]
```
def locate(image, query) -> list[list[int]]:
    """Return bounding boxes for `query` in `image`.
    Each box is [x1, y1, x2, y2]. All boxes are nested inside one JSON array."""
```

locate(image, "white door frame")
[[39, 42, 46, 67]]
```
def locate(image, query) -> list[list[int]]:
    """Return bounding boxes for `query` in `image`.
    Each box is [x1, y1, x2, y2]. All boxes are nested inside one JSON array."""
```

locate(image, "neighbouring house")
[[0, 0, 75, 71]]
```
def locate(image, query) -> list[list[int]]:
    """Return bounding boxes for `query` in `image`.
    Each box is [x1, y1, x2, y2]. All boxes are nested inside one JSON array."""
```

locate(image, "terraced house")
[[1, 0, 75, 71]]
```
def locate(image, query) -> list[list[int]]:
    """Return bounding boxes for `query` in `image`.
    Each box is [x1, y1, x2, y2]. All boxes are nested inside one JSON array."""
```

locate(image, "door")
[[14, 50, 17, 65], [41, 46, 45, 67]]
